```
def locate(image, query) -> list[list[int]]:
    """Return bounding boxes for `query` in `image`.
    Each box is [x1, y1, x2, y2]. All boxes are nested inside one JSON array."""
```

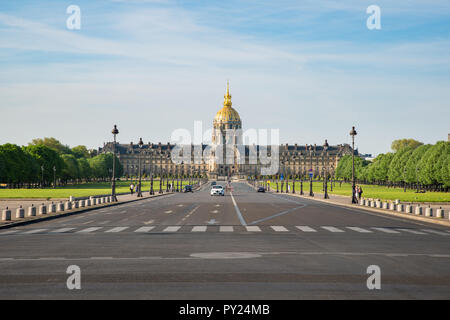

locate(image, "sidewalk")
[[247, 181, 450, 227], [0, 191, 173, 229], [280, 190, 450, 226]]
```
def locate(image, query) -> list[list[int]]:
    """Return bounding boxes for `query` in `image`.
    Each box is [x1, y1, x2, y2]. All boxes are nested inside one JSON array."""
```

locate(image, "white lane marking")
[[80, 220, 94, 225], [134, 226, 154, 233], [192, 226, 207, 232], [144, 220, 154, 225], [296, 226, 317, 232], [346, 227, 372, 233], [397, 228, 427, 235], [271, 226, 288, 232], [211, 210, 219, 214], [165, 210, 173, 214], [0, 230, 20, 235], [22, 229, 48, 234], [120, 211, 127, 213], [77, 227, 102, 233], [51, 228, 75, 233], [421, 229, 449, 236], [177, 204, 184, 207], [372, 227, 400, 234], [98, 220, 110, 225], [215, 204, 220, 207], [322, 226, 345, 233], [220, 226, 234, 232], [163, 226, 181, 232], [105, 227, 129, 233], [230, 192, 247, 226], [245, 226, 261, 232]]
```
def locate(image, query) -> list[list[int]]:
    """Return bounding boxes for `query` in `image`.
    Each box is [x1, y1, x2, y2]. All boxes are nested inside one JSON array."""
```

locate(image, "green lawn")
[[265, 181, 450, 203], [0, 180, 194, 199]]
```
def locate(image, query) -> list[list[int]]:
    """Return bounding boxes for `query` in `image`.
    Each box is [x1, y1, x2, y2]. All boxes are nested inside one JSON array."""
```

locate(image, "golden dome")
[[213, 81, 241, 125]]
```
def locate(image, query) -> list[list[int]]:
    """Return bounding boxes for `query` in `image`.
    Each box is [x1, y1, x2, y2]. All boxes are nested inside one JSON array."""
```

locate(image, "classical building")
[[100, 82, 355, 180]]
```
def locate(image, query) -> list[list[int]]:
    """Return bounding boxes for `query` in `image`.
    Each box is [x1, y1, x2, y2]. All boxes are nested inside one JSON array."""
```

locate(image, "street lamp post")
[[137, 138, 143, 197], [350, 126, 358, 204], [41, 165, 44, 189], [323, 139, 329, 199], [53, 166, 56, 189], [111, 125, 119, 202], [309, 145, 314, 197]]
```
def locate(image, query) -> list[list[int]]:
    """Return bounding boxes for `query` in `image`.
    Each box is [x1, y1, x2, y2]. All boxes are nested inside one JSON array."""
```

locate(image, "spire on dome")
[[224, 80, 232, 107]]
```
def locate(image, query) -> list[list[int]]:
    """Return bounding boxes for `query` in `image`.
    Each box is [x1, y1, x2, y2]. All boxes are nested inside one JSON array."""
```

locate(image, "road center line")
[[230, 192, 247, 226]]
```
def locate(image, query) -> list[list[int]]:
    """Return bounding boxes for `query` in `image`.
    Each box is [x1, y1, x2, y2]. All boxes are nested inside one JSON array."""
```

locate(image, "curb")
[[0, 192, 174, 230], [278, 192, 450, 227]]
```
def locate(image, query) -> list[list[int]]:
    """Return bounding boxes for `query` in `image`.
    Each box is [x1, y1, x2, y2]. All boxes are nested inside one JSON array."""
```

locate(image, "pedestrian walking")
[[358, 186, 363, 200], [130, 183, 134, 195]]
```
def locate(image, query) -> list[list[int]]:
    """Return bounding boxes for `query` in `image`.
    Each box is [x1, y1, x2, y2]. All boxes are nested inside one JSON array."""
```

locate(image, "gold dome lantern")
[[213, 81, 241, 129]]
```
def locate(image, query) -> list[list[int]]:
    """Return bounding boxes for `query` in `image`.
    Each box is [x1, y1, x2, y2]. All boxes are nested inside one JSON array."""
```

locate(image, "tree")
[[387, 147, 413, 182], [0, 144, 34, 184], [418, 141, 449, 186], [366, 153, 394, 183], [72, 145, 90, 159], [404, 144, 432, 183], [77, 157, 91, 180], [88, 153, 123, 180], [61, 154, 79, 182], [29, 137, 72, 155], [335, 155, 368, 181], [391, 139, 423, 152], [24, 144, 64, 184]]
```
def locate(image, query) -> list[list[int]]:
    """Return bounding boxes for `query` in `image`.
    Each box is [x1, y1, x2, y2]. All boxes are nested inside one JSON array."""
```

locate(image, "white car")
[[210, 185, 225, 196]]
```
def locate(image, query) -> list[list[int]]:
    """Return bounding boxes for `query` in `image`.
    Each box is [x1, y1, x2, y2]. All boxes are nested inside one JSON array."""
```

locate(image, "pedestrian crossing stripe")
[[134, 226, 154, 233], [77, 227, 102, 233], [1, 226, 449, 236], [321, 226, 344, 233], [372, 227, 400, 234], [296, 226, 317, 232], [346, 227, 372, 233]]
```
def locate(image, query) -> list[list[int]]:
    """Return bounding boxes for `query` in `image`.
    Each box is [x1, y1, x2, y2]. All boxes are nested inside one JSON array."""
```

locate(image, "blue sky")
[[0, 0, 449, 155]]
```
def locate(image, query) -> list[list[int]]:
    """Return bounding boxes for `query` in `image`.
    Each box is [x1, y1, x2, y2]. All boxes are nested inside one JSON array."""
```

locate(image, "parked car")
[[257, 186, 265, 192], [183, 185, 193, 193], [211, 181, 217, 186], [210, 185, 225, 196]]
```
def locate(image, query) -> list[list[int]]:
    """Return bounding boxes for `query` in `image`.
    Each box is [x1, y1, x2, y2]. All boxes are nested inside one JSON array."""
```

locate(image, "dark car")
[[257, 186, 265, 192], [183, 185, 193, 193], [211, 181, 217, 186]]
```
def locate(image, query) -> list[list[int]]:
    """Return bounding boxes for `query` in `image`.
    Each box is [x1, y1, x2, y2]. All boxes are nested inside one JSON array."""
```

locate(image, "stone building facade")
[[100, 83, 356, 180]]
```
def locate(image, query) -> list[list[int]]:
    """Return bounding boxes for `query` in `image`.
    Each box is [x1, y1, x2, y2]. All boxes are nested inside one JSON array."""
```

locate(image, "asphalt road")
[[0, 181, 449, 299]]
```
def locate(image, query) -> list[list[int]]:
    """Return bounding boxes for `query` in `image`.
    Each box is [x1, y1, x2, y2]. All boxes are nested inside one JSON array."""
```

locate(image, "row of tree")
[[0, 137, 123, 187], [335, 139, 449, 189]]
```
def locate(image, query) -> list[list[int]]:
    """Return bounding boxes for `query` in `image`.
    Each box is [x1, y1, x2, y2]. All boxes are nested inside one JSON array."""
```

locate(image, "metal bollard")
[[86, 199, 91, 206], [92, 198, 97, 205], [28, 205, 37, 217], [57, 202, 64, 212], [436, 208, 444, 218], [425, 207, 433, 217], [405, 205, 412, 213], [72, 201, 79, 209], [382, 202, 388, 209], [2, 207, 12, 221], [415, 206, 422, 215], [360, 198, 365, 206], [38, 204, 47, 215], [389, 202, 396, 210], [16, 206, 25, 219], [397, 204, 404, 212], [79, 200, 85, 208], [65, 201, 72, 210]]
